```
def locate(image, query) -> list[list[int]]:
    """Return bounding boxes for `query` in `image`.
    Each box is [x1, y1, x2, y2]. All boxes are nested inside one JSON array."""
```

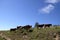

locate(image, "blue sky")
[[0, 0, 60, 30]]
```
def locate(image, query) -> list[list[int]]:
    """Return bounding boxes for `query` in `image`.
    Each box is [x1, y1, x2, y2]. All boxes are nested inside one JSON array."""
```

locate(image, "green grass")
[[0, 37, 5, 40], [0, 26, 60, 40]]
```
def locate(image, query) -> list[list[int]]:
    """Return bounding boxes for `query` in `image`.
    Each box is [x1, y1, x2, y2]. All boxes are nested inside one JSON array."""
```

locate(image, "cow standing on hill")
[[22, 25, 32, 30], [37, 24, 52, 28], [44, 24, 52, 28], [37, 24, 44, 28], [17, 26, 22, 29], [10, 28, 16, 31]]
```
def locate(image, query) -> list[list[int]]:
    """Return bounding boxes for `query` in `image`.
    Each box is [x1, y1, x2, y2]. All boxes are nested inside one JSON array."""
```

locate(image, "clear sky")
[[0, 0, 60, 30]]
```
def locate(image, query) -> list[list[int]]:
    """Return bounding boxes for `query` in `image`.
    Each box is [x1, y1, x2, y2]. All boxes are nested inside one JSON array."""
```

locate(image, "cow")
[[36, 24, 52, 28], [44, 24, 52, 28], [36, 24, 44, 29], [22, 25, 32, 30], [17, 26, 22, 29], [10, 28, 16, 31], [37, 24, 44, 28]]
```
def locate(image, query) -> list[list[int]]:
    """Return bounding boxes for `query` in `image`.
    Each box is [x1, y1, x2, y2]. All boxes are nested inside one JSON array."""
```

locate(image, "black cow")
[[44, 24, 52, 28], [37, 24, 44, 28], [10, 28, 16, 31], [22, 25, 32, 30], [17, 26, 22, 29], [37, 24, 52, 28]]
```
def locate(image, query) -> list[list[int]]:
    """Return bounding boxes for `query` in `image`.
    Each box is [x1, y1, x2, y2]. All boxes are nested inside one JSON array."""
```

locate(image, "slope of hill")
[[0, 26, 60, 40]]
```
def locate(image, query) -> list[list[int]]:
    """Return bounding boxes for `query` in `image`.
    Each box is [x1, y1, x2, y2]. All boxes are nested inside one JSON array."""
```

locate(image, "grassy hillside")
[[0, 26, 60, 40], [0, 36, 5, 40]]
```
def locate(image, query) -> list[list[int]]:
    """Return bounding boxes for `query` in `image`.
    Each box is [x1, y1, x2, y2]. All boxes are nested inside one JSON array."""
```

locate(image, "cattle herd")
[[10, 25, 32, 31], [10, 24, 52, 31]]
